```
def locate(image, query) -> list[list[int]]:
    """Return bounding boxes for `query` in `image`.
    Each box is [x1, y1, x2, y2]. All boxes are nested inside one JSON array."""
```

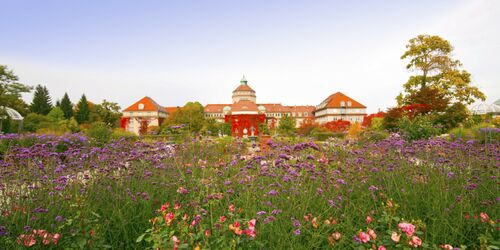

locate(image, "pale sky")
[[1, 0, 498, 113]]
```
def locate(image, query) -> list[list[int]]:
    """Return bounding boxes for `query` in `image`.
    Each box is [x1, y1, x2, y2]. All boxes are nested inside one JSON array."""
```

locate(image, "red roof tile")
[[317, 92, 366, 109], [231, 100, 259, 112], [123, 96, 165, 112], [165, 106, 180, 114], [204, 104, 230, 113], [233, 84, 255, 93]]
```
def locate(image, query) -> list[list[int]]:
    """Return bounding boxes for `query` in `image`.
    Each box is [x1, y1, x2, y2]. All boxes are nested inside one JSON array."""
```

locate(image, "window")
[[138, 103, 145, 110], [304, 112, 308, 117], [340, 101, 345, 107], [347, 101, 352, 107]]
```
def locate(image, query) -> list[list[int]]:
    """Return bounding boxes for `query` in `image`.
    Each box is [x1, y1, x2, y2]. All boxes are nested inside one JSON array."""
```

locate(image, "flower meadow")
[[0, 133, 498, 249]]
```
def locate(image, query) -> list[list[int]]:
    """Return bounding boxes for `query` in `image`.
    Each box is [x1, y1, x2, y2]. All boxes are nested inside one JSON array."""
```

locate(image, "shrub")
[[111, 128, 138, 141], [86, 122, 112, 145], [397, 115, 442, 141]]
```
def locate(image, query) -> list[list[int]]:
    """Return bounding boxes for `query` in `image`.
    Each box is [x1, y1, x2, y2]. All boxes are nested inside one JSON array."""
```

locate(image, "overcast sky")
[[1, 0, 498, 113]]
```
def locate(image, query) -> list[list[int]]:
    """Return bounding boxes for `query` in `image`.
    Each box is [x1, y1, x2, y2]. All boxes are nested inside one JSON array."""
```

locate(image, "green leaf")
[[136, 233, 147, 243]]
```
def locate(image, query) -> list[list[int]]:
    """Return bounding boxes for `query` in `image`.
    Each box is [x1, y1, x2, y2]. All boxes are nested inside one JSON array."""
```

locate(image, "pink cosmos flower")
[[366, 216, 373, 224], [391, 232, 401, 242], [408, 235, 422, 248], [358, 231, 370, 243], [219, 215, 226, 223], [378, 246, 387, 250], [52, 233, 61, 245], [248, 219, 256, 229], [172, 235, 180, 250], [440, 244, 453, 250], [480, 212, 489, 222], [368, 228, 377, 240], [398, 222, 416, 236], [17, 234, 36, 247], [164, 212, 174, 225], [332, 232, 341, 241], [204, 229, 210, 237], [229, 204, 235, 212]]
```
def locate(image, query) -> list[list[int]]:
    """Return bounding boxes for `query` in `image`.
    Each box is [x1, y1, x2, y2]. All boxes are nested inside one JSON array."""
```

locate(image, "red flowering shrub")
[[323, 120, 351, 132]]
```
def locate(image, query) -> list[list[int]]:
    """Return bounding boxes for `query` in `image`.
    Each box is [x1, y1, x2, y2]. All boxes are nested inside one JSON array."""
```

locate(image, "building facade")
[[121, 77, 367, 136]]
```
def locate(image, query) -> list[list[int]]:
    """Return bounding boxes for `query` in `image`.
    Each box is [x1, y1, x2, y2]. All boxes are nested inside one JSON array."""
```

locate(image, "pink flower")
[[174, 202, 181, 210], [480, 212, 489, 222], [391, 232, 400, 242], [398, 222, 416, 236], [408, 235, 422, 248], [244, 228, 256, 238], [378, 246, 387, 250], [204, 229, 210, 237], [164, 212, 174, 225], [172, 235, 180, 250], [366, 216, 373, 224], [440, 244, 453, 250], [52, 233, 61, 245], [358, 231, 371, 243], [229, 204, 235, 212], [219, 216, 226, 223], [248, 219, 256, 229], [332, 232, 341, 241], [17, 234, 36, 247], [160, 202, 170, 212], [367, 228, 377, 240]]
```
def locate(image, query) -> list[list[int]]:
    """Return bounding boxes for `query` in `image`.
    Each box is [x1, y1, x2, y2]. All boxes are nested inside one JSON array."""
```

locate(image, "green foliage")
[[370, 117, 384, 131], [0, 65, 32, 116], [91, 100, 122, 127], [86, 122, 112, 145], [161, 102, 205, 134], [47, 107, 66, 122], [397, 115, 442, 141], [434, 103, 469, 130], [278, 114, 296, 136], [258, 122, 270, 135], [111, 128, 138, 141], [30, 84, 53, 115], [60, 93, 73, 119], [23, 113, 51, 132], [400, 35, 485, 106], [75, 94, 90, 124]]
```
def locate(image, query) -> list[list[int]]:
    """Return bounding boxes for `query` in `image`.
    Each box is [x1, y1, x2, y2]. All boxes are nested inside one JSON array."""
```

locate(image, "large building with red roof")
[[121, 76, 366, 136]]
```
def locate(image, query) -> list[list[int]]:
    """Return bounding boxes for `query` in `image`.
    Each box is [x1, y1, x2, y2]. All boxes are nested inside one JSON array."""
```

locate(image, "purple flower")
[[294, 229, 301, 235], [257, 211, 267, 216], [447, 172, 455, 178], [271, 209, 282, 215], [292, 219, 301, 227], [263, 216, 276, 224], [0, 226, 7, 236], [368, 185, 378, 192], [268, 190, 279, 196]]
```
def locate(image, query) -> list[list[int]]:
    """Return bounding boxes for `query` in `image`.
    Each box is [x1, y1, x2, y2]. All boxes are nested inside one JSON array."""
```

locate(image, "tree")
[[400, 35, 485, 105], [0, 65, 32, 116], [278, 114, 296, 136], [30, 84, 53, 115], [23, 113, 50, 132], [59, 93, 73, 119], [92, 100, 121, 127], [75, 94, 90, 124], [162, 102, 205, 133], [47, 107, 65, 122]]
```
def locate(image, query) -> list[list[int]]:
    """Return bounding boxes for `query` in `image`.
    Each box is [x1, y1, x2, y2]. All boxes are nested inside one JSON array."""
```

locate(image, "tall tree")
[[30, 84, 53, 115], [0, 65, 32, 116], [59, 93, 73, 119], [278, 114, 297, 135], [400, 35, 485, 105], [93, 100, 122, 127], [75, 94, 90, 124]]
